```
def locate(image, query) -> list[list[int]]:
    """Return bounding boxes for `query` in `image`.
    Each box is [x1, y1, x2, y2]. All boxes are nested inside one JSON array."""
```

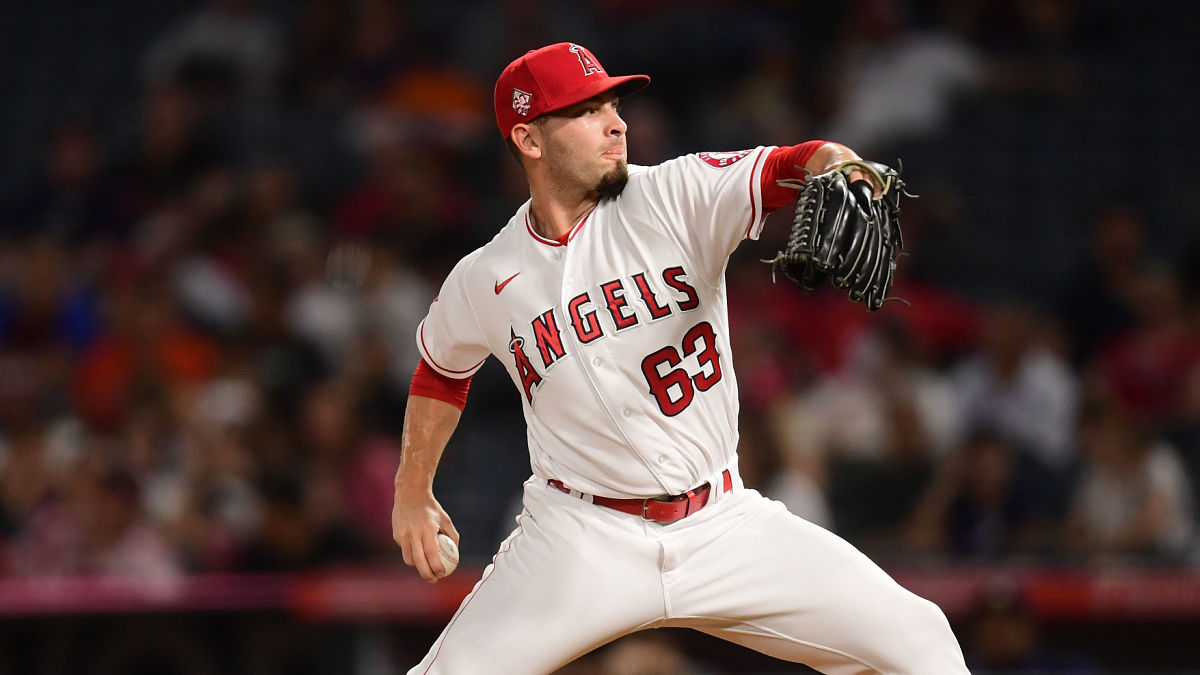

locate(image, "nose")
[[607, 106, 627, 137]]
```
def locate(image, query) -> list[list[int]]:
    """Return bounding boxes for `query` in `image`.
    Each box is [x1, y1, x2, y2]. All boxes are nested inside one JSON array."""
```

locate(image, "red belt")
[[549, 469, 733, 524]]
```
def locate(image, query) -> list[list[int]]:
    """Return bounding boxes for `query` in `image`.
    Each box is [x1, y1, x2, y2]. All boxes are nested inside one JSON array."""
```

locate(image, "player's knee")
[[910, 595, 949, 628], [897, 596, 965, 672]]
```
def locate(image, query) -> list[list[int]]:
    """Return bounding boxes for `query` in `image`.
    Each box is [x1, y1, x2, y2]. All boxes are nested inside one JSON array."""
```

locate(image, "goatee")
[[593, 162, 629, 201]]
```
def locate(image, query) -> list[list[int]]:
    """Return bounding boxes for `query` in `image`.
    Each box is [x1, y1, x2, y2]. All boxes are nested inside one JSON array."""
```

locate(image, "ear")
[[511, 124, 542, 161]]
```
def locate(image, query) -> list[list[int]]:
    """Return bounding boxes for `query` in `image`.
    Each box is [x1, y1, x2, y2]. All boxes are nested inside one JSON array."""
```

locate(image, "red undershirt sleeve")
[[760, 141, 827, 212], [410, 358, 472, 410]]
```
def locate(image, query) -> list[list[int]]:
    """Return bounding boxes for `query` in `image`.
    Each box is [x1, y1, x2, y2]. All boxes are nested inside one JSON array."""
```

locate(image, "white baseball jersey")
[[416, 146, 774, 498], [409, 145, 971, 675]]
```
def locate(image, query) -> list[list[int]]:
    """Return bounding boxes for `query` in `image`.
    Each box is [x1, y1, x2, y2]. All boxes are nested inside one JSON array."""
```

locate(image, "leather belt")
[[549, 469, 733, 524]]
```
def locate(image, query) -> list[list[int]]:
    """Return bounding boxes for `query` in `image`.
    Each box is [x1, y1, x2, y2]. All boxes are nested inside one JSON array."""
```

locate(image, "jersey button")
[[656, 454, 668, 464], [553, 249, 564, 260], [592, 357, 603, 367], [622, 408, 633, 417]]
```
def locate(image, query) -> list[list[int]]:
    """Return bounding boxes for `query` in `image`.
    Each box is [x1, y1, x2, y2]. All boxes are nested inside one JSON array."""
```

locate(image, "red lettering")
[[531, 309, 567, 367], [631, 272, 671, 320], [662, 266, 700, 311], [568, 293, 603, 343], [600, 279, 639, 331]]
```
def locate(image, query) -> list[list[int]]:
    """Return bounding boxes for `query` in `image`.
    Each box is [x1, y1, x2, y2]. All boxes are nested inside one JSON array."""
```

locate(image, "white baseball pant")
[[408, 474, 969, 674]]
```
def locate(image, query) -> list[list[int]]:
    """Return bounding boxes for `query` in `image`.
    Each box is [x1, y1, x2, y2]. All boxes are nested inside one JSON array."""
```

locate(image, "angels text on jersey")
[[507, 263, 720, 417]]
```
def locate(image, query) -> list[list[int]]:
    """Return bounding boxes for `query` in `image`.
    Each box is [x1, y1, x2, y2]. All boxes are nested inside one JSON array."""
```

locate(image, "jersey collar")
[[524, 207, 592, 247]]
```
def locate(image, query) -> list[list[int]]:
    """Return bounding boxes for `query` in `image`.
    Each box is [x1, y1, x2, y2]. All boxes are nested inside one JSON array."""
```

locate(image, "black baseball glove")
[[765, 160, 910, 312]]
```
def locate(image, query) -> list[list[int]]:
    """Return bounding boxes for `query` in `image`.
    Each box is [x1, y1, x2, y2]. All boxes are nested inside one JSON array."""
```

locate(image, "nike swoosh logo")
[[494, 273, 520, 294]]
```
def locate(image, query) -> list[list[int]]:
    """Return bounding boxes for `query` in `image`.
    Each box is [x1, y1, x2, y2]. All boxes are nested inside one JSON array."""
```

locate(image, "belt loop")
[[708, 465, 737, 506]]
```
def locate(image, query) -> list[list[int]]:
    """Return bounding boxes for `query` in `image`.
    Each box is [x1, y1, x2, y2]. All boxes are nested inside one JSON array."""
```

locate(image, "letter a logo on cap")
[[512, 88, 533, 116], [569, 44, 603, 77]]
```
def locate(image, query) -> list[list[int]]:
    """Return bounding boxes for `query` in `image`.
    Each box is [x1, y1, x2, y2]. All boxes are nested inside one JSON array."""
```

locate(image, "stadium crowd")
[[0, 0, 1197, 590]]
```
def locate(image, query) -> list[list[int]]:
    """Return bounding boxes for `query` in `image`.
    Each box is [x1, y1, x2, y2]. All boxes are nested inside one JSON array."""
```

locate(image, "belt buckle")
[[640, 495, 674, 523], [640, 483, 710, 523]]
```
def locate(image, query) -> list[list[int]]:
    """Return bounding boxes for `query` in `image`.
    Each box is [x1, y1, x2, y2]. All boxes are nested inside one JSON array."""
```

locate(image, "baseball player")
[[392, 42, 969, 674]]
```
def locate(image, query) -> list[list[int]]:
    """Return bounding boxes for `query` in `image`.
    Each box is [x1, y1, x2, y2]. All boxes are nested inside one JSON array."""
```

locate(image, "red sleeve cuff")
[[760, 141, 826, 212], [410, 358, 472, 410]]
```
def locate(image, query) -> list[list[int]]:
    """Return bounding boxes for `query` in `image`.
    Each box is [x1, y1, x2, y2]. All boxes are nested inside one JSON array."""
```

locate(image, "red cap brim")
[[541, 74, 651, 117]]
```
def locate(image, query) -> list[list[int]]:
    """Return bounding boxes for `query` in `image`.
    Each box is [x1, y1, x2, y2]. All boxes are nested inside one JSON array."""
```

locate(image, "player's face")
[[537, 93, 628, 199]]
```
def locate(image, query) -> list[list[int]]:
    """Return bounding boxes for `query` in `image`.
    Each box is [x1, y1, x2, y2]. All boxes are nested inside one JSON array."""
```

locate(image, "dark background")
[[1, 0, 1199, 673]]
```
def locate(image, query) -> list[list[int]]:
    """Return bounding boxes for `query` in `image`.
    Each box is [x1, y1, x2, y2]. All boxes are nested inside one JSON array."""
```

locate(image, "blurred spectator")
[[0, 422, 55, 544], [768, 323, 962, 541], [965, 584, 1100, 674], [110, 82, 227, 221], [1176, 364, 1200, 502], [725, 255, 815, 412], [598, 632, 712, 675], [770, 323, 961, 541], [11, 460, 181, 581], [144, 0, 283, 100], [169, 165, 251, 335], [2, 115, 120, 245], [339, 0, 417, 103], [904, 429, 1049, 558], [281, 232, 362, 374], [238, 468, 367, 572], [357, 244, 434, 387], [1059, 203, 1145, 367], [0, 236, 102, 425], [951, 301, 1079, 471], [281, 0, 352, 105], [699, 44, 810, 149], [82, 470, 183, 579], [239, 266, 328, 418], [754, 407, 832, 530], [1065, 393, 1195, 561], [174, 158, 314, 338], [344, 326, 410, 439], [826, 395, 936, 553], [72, 279, 220, 431], [332, 138, 475, 261], [1091, 264, 1200, 428], [294, 378, 398, 551], [820, 0, 984, 154]]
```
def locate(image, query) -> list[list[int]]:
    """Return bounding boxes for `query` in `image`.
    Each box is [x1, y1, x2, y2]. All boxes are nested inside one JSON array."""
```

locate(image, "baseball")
[[437, 533, 459, 576]]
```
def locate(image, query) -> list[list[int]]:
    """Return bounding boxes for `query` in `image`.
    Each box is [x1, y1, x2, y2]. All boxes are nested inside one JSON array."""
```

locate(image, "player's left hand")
[[843, 166, 882, 197], [765, 159, 910, 312]]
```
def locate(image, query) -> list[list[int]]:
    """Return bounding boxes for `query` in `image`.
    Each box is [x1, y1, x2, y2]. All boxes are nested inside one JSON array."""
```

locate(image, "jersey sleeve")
[[643, 146, 774, 285], [415, 253, 490, 379]]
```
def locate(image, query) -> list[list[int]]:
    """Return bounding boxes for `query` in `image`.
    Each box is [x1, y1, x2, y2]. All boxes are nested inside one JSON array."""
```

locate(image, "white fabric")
[[408, 480, 967, 674], [417, 149, 772, 498]]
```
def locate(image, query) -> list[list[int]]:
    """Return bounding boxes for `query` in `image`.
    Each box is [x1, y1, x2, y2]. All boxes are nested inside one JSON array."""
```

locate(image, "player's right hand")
[[392, 483, 459, 583]]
